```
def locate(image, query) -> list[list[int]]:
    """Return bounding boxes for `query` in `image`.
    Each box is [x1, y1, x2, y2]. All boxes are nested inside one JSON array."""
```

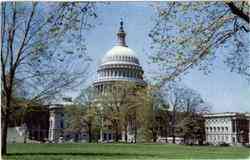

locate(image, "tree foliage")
[[96, 82, 140, 142], [1, 2, 97, 154], [132, 85, 169, 142], [65, 87, 98, 142], [149, 1, 250, 86], [176, 114, 205, 145]]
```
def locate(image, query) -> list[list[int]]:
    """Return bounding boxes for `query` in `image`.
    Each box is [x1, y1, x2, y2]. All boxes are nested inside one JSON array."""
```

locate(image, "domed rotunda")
[[93, 20, 146, 92]]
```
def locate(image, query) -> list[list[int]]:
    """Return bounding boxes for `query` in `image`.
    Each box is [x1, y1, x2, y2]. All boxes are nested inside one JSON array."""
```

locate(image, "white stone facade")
[[204, 112, 250, 145], [48, 104, 64, 142]]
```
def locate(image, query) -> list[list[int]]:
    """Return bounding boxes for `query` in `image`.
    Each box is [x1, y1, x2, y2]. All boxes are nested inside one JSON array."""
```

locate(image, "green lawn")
[[5, 143, 250, 160]]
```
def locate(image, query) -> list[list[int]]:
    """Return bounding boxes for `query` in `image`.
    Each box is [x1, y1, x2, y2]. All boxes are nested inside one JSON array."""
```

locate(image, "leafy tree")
[[133, 85, 169, 142], [64, 103, 98, 142], [96, 82, 139, 142], [75, 87, 98, 142], [65, 87, 98, 142], [1, 2, 97, 154], [176, 114, 205, 145], [149, 1, 250, 86]]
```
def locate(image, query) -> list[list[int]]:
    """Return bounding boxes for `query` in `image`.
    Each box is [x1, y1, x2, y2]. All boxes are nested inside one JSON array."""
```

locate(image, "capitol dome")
[[101, 46, 140, 65], [93, 20, 146, 92]]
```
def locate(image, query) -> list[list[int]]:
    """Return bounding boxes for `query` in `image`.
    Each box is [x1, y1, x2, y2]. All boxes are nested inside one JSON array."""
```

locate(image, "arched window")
[[225, 127, 228, 132]]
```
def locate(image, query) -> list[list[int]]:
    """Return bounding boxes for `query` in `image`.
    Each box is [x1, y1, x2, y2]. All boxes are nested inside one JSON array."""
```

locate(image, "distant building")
[[203, 112, 250, 145], [48, 101, 90, 143]]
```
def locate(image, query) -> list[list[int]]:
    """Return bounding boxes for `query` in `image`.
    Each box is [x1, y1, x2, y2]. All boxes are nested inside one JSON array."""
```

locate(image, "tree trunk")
[[134, 112, 137, 143], [2, 89, 13, 155], [2, 115, 8, 155], [124, 124, 128, 143], [24, 129, 27, 143], [88, 123, 92, 143], [115, 122, 119, 142], [172, 107, 176, 144], [153, 130, 157, 142], [134, 126, 137, 143], [2, 100, 10, 155], [172, 134, 176, 144]]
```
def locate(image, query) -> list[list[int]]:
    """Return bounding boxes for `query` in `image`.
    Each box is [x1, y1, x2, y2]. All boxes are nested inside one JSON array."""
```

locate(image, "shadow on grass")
[[7, 152, 156, 157]]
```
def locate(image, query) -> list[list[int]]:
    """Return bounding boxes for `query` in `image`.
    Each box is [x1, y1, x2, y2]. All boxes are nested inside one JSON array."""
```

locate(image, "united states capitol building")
[[45, 21, 250, 145], [48, 20, 146, 143]]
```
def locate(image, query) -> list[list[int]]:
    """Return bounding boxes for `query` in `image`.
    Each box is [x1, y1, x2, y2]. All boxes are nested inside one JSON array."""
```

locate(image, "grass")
[[5, 143, 250, 160]]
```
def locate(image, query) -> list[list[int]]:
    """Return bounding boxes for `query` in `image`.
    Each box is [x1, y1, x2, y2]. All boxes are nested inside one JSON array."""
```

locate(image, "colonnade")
[[98, 68, 143, 79], [103, 55, 139, 64]]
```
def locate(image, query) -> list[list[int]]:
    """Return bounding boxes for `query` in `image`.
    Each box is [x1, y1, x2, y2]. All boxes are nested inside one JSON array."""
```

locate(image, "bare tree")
[[161, 81, 210, 143], [1, 2, 97, 154], [161, 82, 184, 143]]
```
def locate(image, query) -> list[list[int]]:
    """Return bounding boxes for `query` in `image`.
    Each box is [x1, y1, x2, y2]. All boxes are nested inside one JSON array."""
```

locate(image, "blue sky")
[[73, 2, 250, 113]]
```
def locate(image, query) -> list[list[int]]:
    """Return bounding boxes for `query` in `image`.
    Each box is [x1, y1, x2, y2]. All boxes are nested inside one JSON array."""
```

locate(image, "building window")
[[104, 133, 107, 140], [225, 127, 228, 132], [60, 120, 64, 128], [232, 120, 236, 132], [226, 136, 228, 141], [233, 137, 236, 143]]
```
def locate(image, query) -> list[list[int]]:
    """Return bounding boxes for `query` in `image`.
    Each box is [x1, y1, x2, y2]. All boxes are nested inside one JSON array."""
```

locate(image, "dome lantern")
[[117, 18, 127, 47]]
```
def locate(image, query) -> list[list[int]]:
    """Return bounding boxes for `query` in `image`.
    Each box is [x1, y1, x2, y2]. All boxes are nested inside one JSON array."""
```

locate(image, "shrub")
[[219, 142, 230, 147]]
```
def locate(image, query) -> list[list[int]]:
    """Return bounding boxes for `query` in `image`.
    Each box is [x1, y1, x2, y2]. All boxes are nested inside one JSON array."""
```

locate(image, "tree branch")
[[1, 3, 7, 94], [13, 2, 37, 71], [226, 2, 249, 23]]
